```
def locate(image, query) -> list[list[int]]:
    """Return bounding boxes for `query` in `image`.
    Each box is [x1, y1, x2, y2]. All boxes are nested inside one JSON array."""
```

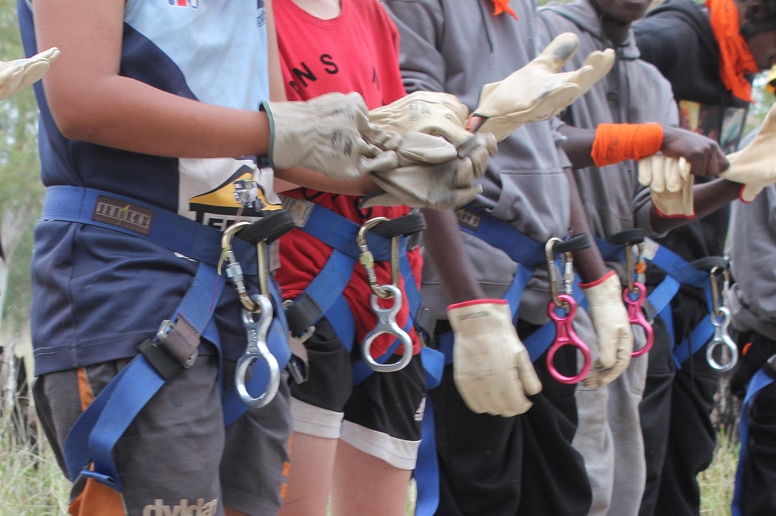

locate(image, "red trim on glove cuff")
[[448, 298, 506, 310], [737, 184, 753, 204], [579, 269, 617, 289], [653, 204, 697, 220]]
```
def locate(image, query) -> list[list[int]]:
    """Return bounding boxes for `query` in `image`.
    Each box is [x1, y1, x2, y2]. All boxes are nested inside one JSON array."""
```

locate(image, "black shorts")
[[289, 317, 426, 470]]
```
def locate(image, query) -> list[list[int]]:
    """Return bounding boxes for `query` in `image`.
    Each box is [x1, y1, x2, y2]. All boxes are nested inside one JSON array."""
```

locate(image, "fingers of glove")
[[539, 83, 583, 120], [454, 364, 533, 417], [596, 325, 633, 370], [0, 48, 60, 100], [393, 132, 459, 165], [17, 48, 61, 90], [515, 348, 542, 395], [369, 91, 472, 146], [15, 60, 51, 91], [574, 50, 615, 92], [637, 156, 654, 187], [583, 353, 630, 387], [649, 156, 667, 193], [681, 176, 695, 214], [360, 149, 400, 173], [434, 122, 477, 146], [363, 166, 482, 209], [678, 156, 692, 181], [0, 65, 24, 100], [740, 184, 763, 203], [319, 91, 400, 152], [534, 32, 580, 72], [664, 158, 683, 193], [358, 115, 404, 151], [476, 89, 575, 140], [456, 133, 497, 179]]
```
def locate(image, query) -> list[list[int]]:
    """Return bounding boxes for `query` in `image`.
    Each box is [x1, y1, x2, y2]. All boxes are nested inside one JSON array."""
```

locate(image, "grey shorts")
[[33, 355, 291, 516], [289, 318, 426, 470]]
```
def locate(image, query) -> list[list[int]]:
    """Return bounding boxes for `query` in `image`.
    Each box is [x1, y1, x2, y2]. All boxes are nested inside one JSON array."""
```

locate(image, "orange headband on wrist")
[[591, 123, 664, 167]]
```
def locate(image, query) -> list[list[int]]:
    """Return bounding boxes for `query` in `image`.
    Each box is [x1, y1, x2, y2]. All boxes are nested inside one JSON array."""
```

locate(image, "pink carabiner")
[[547, 294, 592, 384], [623, 282, 653, 357]]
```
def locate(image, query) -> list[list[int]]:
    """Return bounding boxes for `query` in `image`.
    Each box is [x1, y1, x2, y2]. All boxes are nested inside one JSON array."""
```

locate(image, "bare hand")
[[660, 125, 729, 178]]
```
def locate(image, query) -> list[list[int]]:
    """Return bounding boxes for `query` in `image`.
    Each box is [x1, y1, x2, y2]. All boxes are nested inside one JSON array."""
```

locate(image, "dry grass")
[[0, 332, 738, 516], [0, 410, 739, 515]]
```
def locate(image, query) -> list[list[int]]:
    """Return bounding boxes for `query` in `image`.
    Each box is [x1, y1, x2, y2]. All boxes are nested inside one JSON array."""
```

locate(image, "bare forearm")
[[558, 125, 596, 170], [274, 167, 381, 195], [421, 208, 486, 302], [649, 178, 740, 233], [564, 168, 608, 282]]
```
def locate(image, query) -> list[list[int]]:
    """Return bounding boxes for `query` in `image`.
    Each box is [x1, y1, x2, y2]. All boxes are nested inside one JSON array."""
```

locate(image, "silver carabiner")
[[361, 284, 413, 373], [706, 306, 739, 372], [235, 295, 280, 408]]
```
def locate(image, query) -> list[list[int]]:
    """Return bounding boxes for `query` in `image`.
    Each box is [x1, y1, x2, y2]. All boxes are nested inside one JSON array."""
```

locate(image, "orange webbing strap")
[[591, 123, 664, 167], [69, 477, 124, 516]]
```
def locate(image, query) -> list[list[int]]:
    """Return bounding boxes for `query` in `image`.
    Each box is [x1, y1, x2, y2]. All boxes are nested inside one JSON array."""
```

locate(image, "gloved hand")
[[369, 91, 497, 180], [360, 132, 496, 209], [473, 33, 615, 141], [369, 90, 473, 144], [263, 91, 405, 180], [0, 47, 60, 101], [448, 299, 542, 417], [580, 270, 633, 387], [720, 102, 776, 202], [638, 154, 694, 217]]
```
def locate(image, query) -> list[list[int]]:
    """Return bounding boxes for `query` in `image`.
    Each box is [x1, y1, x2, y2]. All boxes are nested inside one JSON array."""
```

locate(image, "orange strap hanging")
[[706, 0, 758, 102], [491, 0, 518, 20], [591, 123, 664, 167]]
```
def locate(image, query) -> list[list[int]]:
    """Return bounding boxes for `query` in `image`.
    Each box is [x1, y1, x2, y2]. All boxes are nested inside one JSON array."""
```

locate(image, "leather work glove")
[[0, 47, 60, 101], [360, 132, 496, 209], [369, 91, 497, 180], [263, 91, 405, 180], [473, 33, 615, 141], [580, 270, 633, 388], [369, 90, 473, 144], [638, 154, 694, 217], [448, 299, 542, 417], [720, 102, 776, 202]]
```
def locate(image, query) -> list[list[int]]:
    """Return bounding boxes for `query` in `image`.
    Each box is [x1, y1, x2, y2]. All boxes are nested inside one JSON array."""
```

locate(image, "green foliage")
[[1, 0, 45, 332]]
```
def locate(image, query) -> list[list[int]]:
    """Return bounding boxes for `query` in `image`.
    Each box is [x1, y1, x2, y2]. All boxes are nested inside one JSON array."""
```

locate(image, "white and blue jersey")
[[18, 0, 275, 375]]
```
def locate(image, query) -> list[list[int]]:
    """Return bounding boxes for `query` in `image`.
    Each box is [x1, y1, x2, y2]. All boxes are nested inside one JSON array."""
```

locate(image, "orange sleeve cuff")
[[591, 123, 664, 167]]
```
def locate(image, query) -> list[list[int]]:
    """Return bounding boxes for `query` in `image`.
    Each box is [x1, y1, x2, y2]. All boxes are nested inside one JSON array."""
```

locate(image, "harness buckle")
[[138, 317, 199, 380]]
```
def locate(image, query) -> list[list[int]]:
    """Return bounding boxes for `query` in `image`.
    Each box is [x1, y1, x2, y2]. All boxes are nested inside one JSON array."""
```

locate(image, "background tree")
[[0, 0, 45, 337]]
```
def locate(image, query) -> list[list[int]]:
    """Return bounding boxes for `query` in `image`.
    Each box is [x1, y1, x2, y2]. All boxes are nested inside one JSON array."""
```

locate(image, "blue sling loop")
[[279, 200, 445, 514], [732, 357, 776, 516], [595, 234, 721, 367], [280, 199, 440, 384], [639, 240, 720, 367], [43, 186, 291, 490]]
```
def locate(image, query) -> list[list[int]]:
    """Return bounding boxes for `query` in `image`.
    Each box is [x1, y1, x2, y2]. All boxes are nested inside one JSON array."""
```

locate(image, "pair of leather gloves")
[[267, 32, 614, 211]]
